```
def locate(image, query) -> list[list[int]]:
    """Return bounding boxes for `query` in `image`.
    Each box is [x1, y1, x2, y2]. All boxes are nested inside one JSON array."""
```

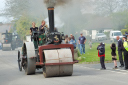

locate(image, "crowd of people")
[[64, 33, 87, 54], [97, 33, 128, 70], [64, 34, 77, 49]]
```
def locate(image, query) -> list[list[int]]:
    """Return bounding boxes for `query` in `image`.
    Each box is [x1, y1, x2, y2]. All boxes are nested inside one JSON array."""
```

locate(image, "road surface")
[[0, 48, 128, 85]]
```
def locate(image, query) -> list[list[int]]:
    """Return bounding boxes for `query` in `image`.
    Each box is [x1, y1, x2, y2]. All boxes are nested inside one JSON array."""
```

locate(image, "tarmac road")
[[0, 48, 128, 85]]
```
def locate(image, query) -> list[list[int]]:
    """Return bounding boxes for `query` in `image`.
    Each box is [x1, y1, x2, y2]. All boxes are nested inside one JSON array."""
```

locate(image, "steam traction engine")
[[2, 30, 16, 51], [18, 7, 78, 78]]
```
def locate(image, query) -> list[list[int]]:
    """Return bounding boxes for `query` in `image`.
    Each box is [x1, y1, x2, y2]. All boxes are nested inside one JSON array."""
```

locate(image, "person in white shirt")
[[0, 42, 2, 50]]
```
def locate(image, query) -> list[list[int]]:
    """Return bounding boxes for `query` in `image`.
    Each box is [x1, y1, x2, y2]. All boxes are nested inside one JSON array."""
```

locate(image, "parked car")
[[95, 33, 107, 41]]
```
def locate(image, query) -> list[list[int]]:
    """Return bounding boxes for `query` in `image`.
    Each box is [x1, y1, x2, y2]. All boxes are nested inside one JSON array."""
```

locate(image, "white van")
[[110, 31, 123, 42]]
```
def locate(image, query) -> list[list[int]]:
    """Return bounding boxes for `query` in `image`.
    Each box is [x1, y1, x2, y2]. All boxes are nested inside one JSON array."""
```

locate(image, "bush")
[[121, 29, 128, 35]]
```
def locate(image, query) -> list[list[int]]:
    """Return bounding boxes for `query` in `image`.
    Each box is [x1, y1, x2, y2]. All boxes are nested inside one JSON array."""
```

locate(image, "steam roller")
[[2, 30, 16, 51], [18, 7, 78, 78]]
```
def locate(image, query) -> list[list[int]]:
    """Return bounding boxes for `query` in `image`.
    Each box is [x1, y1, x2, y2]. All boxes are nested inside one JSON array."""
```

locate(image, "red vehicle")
[[18, 7, 78, 78]]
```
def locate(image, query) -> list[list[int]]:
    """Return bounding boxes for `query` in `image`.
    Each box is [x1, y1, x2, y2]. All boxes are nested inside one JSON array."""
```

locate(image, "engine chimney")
[[48, 7, 54, 33]]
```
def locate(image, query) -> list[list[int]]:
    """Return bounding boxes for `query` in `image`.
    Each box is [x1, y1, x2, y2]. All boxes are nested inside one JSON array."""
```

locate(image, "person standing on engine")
[[39, 20, 45, 34], [30, 22, 38, 41], [116, 36, 124, 67], [97, 42, 106, 70], [30, 22, 38, 35], [123, 35, 128, 70], [79, 33, 86, 54]]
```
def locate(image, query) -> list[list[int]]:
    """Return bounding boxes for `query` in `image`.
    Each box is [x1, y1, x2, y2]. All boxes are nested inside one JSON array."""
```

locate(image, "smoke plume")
[[44, 0, 71, 7], [45, 15, 64, 28]]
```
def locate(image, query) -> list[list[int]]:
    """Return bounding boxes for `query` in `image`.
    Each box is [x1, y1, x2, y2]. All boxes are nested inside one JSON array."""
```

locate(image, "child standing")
[[97, 42, 106, 70], [111, 43, 118, 69], [89, 40, 92, 49]]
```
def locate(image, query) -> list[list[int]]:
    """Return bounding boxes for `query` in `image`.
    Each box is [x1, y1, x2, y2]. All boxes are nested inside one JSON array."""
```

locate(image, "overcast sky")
[[0, 0, 7, 23]]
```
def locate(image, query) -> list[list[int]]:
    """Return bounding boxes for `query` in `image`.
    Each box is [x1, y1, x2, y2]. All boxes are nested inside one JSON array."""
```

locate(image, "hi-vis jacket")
[[123, 41, 128, 51]]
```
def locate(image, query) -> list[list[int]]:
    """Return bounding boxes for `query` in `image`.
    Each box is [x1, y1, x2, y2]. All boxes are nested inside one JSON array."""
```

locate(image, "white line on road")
[[74, 64, 127, 75]]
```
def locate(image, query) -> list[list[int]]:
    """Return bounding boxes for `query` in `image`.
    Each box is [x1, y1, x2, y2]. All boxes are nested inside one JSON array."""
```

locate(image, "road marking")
[[107, 67, 128, 72], [74, 64, 128, 75]]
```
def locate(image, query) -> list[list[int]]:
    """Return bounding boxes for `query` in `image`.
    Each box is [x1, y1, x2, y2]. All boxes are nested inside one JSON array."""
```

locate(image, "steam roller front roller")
[[2, 44, 11, 51], [43, 48, 73, 78], [22, 42, 36, 75]]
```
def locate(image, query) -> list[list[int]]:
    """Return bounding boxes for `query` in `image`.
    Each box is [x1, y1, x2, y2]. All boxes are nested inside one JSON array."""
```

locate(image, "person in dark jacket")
[[111, 43, 117, 69], [39, 20, 45, 34], [97, 42, 106, 70], [30, 22, 38, 41], [116, 36, 124, 67], [30, 22, 38, 35]]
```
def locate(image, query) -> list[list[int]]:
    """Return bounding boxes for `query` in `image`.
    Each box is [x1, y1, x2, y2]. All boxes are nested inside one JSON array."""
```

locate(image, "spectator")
[[71, 36, 76, 49], [110, 43, 118, 69], [122, 35, 128, 70], [70, 34, 75, 40], [89, 40, 92, 49], [97, 42, 106, 70], [68, 37, 73, 44], [70, 34, 73, 39], [116, 36, 124, 67], [65, 35, 68, 44], [0, 42, 2, 50], [79, 33, 86, 54], [125, 32, 128, 41]]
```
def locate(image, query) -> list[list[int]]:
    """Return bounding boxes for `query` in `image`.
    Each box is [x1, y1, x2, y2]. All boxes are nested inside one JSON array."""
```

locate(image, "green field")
[[77, 43, 119, 63]]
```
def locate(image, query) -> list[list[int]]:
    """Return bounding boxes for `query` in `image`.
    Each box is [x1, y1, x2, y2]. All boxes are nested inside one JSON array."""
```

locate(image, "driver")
[[39, 20, 45, 34]]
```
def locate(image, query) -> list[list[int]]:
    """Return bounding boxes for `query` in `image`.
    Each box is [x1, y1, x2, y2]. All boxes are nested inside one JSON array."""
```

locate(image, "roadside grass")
[[77, 43, 119, 63]]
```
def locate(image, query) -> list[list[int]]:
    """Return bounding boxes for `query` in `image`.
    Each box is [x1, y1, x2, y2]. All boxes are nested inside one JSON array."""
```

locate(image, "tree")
[[15, 15, 31, 39], [4, 0, 29, 18], [121, 0, 128, 10], [93, 0, 120, 15], [111, 10, 128, 30]]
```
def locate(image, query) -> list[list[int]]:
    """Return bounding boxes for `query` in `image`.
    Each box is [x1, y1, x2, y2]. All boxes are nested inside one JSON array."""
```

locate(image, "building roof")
[[0, 24, 11, 33]]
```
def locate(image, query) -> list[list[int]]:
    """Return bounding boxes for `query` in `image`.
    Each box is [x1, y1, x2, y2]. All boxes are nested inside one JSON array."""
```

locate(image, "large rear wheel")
[[18, 50, 22, 71]]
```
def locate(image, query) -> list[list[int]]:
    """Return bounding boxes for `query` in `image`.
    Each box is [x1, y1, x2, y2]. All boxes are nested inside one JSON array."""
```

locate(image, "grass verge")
[[77, 43, 119, 63]]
